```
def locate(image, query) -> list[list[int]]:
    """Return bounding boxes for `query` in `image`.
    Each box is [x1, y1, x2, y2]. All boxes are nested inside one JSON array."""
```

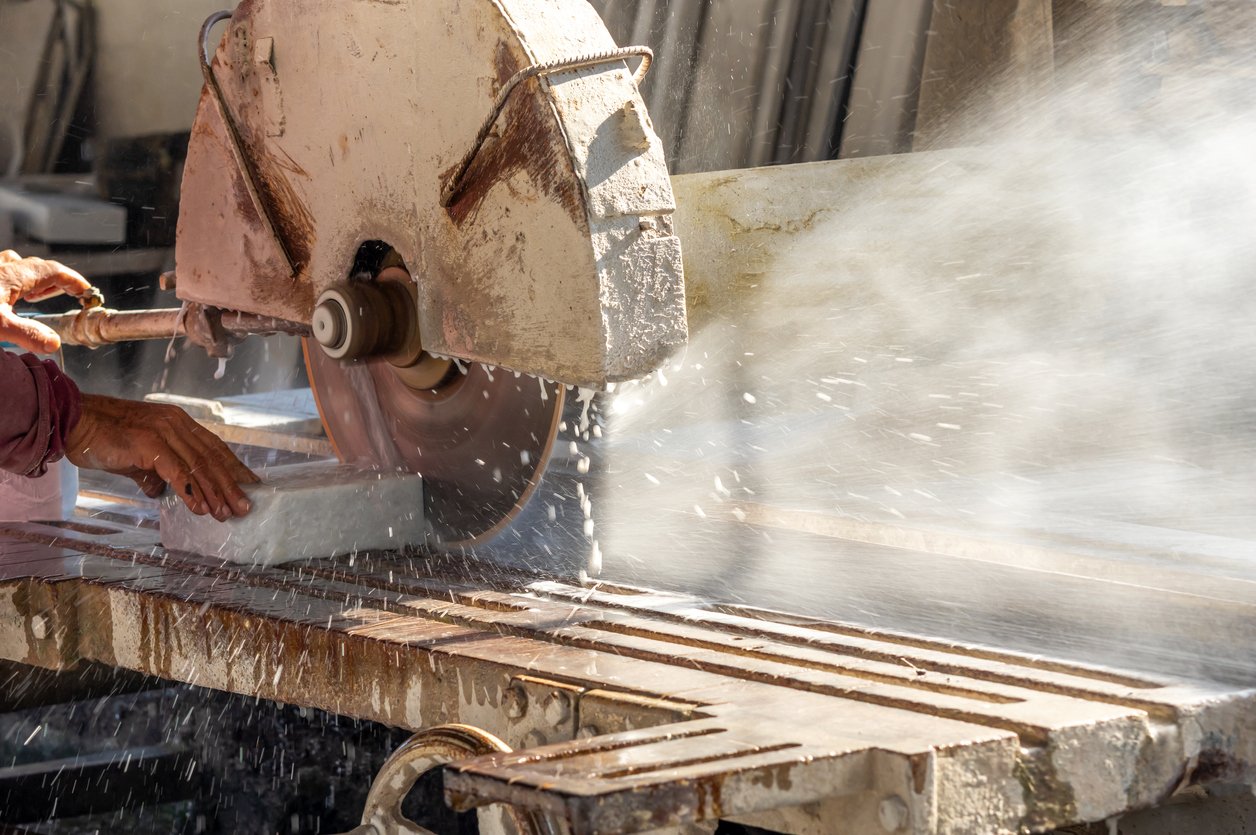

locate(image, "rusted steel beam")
[[33, 307, 185, 347], [32, 305, 309, 350]]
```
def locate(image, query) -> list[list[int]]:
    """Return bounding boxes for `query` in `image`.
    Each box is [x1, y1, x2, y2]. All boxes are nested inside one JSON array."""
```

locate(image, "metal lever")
[[197, 10, 299, 275], [440, 46, 654, 207], [333, 724, 561, 835], [33, 304, 309, 355]]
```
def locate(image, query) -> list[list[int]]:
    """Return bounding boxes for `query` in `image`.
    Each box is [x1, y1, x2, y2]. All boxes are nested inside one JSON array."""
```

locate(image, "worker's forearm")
[[0, 351, 82, 477]]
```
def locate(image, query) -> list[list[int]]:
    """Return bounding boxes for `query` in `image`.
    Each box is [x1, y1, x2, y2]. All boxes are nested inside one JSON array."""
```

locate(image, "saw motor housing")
[[175, 0, 687, 390]]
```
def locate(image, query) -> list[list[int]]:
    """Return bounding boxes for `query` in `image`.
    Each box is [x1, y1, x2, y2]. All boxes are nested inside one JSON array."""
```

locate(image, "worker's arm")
[[67, 396, 259, 521], [0, 351, 81, 477], [1, 251, 258, 519], [0, 250, 93, 353], [0, 350, 258, 519]]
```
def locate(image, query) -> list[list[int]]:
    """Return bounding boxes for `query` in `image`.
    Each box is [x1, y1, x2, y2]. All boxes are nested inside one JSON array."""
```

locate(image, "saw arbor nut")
[[312, 281, 406, 362], [313, 264, 454, 390]]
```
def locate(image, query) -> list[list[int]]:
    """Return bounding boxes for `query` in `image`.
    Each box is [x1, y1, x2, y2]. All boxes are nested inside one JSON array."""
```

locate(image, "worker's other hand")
[[67, 395, 260, 521], [0, 250, 93, 354]]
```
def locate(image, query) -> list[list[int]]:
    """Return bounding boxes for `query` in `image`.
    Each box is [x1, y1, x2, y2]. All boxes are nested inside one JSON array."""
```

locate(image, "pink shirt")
[[0, 351, 82, 476]]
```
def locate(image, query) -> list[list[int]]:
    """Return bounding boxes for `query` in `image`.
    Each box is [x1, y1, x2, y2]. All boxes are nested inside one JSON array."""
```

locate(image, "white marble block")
[[160, 463, 424, 566]]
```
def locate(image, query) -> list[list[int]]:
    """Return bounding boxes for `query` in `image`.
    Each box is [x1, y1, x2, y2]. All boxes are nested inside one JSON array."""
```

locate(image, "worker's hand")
[[0, 250, 94, 353], [67, 395, 260, 521]]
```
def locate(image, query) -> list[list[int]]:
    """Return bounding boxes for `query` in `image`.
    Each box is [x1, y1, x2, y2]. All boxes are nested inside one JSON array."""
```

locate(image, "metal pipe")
[[219, 310, 310, 338], [33, 307, 309, 350], [37, 308, 185, 349]]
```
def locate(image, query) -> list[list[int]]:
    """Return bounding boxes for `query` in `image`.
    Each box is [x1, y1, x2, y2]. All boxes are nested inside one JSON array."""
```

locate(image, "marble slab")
[[159, 463, 423, 566]]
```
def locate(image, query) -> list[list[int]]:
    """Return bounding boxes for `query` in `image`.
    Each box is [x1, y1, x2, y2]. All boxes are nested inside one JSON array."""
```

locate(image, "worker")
[[0, 251, 257, 520]]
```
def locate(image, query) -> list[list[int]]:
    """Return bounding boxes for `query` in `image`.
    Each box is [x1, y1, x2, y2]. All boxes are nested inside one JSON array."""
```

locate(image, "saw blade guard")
[[174, 0, 687, 390]]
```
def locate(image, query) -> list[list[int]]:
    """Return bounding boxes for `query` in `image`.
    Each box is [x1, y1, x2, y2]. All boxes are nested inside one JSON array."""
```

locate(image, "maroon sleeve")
[[0, 351, 82, 477]]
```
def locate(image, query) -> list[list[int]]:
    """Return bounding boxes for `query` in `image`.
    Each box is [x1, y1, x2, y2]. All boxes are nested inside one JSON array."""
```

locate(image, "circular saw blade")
[[305, 342, 566, 548]]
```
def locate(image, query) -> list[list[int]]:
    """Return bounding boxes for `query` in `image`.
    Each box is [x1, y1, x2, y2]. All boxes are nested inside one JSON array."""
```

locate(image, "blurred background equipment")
[[0, 0, 93, 178], [587, 0, 1053, 168]]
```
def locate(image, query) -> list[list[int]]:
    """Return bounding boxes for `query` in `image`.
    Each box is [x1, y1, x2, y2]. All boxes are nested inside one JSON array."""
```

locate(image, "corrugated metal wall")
[[588, 0, 941, 174], [589, 0, 1066, 174]]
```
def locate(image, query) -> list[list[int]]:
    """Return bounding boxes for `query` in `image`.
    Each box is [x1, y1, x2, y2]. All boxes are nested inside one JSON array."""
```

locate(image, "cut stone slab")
[[160, 463, 423, 566]]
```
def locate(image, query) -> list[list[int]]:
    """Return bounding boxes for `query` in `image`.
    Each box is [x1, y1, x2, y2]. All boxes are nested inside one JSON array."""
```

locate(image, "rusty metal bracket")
[[440, 46, 654, 207], [335, 724, 561, 835], [198, 10, 299, 275], [180, 303, 240, 359], [76, 285, 104, 310]]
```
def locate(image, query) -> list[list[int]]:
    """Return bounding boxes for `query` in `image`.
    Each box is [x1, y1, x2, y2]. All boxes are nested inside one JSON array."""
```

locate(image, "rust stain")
[[182, 86, 314, 319], [5, 519, 1233, 832], [443, 43, 585, 228], [910, 752, 931, 794], [693, 776, 724, 819], [492, 40, 516, 89], [1190, 748, 1252, 785], [204, 27, 317, 317], [11, 580, 36, 667], [1016, 750, 1077, 832], [255, 153, 315, 272], [189, 94, 263, 234], [227, 163, 264, 230], [270, 144, 311, 180], [72, 581, 509, 737], [82, 585, 118, 669], [232, 0, 263, 24]]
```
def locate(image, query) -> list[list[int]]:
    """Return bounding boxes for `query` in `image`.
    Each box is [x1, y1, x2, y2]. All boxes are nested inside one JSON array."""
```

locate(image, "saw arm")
[[33, 1, 689, 558]]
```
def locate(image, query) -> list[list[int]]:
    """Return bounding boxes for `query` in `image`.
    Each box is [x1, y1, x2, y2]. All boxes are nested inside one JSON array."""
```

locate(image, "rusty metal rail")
[[0, 518, 1252, 833], [32, 304, 310, 353]]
